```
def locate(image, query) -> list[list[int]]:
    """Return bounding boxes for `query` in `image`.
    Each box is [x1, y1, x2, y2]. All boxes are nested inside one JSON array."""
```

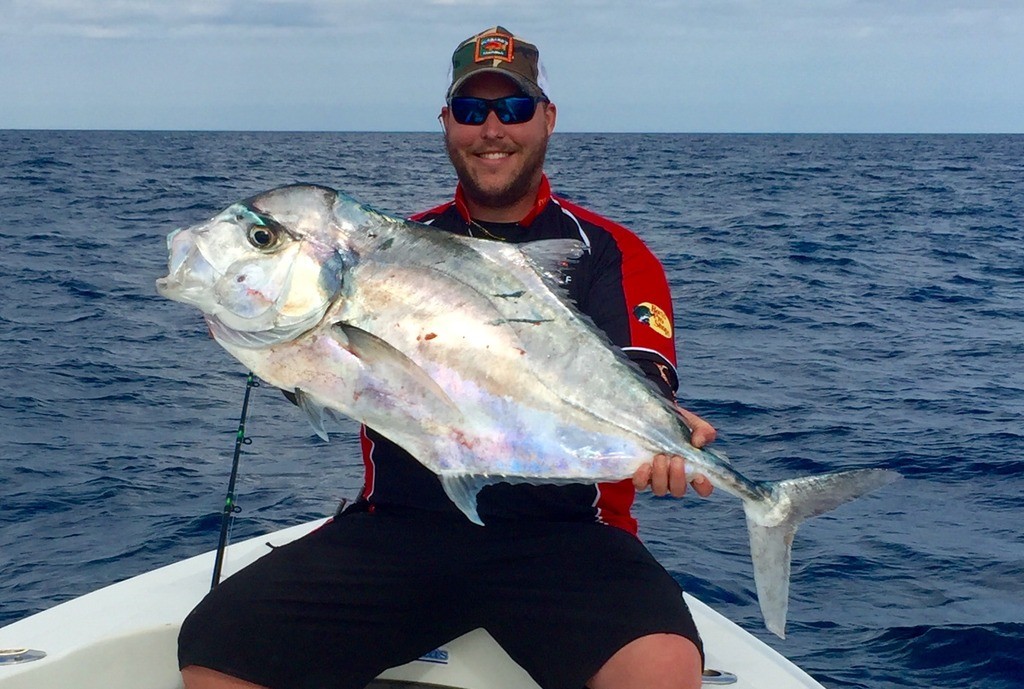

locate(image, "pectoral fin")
[[331, 322, 462, 419]]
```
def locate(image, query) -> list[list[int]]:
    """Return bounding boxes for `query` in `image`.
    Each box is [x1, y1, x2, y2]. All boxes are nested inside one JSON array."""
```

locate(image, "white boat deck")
[[0, 520, 824, 689]]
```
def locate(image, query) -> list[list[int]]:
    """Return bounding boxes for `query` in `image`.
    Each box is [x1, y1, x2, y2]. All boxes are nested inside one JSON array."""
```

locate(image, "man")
[[179, 26, 716, 689]]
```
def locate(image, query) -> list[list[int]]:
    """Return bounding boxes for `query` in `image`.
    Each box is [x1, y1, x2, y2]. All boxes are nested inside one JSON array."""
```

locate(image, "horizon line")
[[3, 127, 1022, 136]]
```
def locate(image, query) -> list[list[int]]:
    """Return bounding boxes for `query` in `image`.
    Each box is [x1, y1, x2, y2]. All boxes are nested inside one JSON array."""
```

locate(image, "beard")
[[445, 135, 549, 212]]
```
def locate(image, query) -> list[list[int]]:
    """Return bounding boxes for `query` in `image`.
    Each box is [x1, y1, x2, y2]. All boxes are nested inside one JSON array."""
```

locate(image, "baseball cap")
[[446, 26, 549, 101]]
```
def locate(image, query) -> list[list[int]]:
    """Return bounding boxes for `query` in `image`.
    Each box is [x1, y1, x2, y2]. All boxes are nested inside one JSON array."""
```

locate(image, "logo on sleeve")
[[632, 302, 672, 338]]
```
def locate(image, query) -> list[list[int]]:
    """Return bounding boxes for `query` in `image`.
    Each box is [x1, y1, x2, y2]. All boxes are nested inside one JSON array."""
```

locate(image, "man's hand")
[[632, 408, 716, 498]]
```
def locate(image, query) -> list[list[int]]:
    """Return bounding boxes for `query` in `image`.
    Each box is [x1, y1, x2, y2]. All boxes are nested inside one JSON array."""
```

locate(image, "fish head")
[[156, 185, 348, 348]]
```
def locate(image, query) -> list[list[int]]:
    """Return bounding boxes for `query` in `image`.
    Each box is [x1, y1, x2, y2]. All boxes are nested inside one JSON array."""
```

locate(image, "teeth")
[[479, 152, 510, 159]]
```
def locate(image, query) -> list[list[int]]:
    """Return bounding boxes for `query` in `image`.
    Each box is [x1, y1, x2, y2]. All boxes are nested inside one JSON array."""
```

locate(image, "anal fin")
[[439, 474, 491, 526]]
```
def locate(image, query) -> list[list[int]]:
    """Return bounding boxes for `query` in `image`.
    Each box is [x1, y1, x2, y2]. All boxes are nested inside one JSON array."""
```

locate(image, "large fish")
[[156, 184, 899, 638]]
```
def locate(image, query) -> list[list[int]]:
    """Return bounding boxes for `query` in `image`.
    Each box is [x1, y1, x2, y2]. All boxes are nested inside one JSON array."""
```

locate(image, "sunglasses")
[[448, 96, 546, 126]]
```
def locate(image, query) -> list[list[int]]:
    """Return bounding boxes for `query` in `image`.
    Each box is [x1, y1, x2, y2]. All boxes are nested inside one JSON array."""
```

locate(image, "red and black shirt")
[[357, 176, 679, 535]]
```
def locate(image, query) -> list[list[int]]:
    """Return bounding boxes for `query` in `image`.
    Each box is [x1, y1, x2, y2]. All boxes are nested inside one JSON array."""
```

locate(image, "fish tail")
[[742, 468, 900, 638]]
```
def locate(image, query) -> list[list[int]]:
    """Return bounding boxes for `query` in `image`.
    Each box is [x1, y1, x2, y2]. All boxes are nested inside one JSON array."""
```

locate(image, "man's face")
[[442, 72, 556, 216]]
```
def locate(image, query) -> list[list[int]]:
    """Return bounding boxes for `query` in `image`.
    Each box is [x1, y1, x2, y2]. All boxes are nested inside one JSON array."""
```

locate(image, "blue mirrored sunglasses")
[[448, 96, 546, 126]]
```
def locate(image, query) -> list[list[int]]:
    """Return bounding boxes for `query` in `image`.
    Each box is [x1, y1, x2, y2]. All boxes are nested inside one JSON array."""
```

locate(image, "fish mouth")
[[155, 275, 176, 297], [155, 227, 220, 305], [155, 271, 212, 304]]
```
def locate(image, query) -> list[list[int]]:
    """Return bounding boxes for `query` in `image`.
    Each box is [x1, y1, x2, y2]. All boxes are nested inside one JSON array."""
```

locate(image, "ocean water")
[[1, 130, 1022, 689]]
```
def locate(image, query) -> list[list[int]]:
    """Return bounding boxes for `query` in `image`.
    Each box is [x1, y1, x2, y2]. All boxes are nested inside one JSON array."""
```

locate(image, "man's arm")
[[583, 226, 716, 499]]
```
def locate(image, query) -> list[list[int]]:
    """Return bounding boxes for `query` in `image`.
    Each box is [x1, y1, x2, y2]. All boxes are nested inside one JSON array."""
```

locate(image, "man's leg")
[[474, 520, 704, 689], [178, 511, 477, 689], [587, 633, 702, 689], [181, 666, 266, 689]]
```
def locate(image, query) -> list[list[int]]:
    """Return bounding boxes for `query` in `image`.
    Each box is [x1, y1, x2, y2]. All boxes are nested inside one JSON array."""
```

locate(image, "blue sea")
[[1, 131, 1022, 689]]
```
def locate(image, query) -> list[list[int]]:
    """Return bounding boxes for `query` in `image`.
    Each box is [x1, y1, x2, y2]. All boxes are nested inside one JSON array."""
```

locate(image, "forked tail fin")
[[742, 468, 901, 638]]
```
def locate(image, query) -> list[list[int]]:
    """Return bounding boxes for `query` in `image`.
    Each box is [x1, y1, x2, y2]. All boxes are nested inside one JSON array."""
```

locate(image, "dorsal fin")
[[517, 239, 587, 293]]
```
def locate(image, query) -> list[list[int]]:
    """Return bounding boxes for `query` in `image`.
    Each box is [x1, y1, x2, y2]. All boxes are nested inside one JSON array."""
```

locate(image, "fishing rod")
[[210, 371, 259, 590]]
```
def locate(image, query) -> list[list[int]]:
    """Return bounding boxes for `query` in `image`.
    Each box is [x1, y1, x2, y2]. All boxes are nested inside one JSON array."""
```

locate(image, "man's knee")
[[588, 633, 703, 689], [181, 665, 266, 689]]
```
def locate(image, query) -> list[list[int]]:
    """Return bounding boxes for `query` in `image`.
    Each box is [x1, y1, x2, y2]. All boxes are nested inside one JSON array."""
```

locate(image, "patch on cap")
[[447, 26, 546, 100], [475, 31, 514, 63], [633, 302, 672, 338]]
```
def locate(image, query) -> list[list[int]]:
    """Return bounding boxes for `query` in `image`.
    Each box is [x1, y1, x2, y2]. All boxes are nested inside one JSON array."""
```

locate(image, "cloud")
[[2, 0, 338, 38], [8, 0, 1020, 43], [1, 0, 1021, 131]]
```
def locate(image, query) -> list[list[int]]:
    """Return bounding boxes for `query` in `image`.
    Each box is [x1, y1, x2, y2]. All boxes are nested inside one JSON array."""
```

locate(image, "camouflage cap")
[[447, 26, 548, 101]]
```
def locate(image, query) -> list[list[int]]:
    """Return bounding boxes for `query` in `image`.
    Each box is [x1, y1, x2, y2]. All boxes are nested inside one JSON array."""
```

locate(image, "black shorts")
[[178, 507, 703, 689]]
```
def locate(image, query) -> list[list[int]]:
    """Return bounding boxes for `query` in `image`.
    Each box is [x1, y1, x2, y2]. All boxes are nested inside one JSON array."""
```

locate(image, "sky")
[[1, 0, 1022, 133]]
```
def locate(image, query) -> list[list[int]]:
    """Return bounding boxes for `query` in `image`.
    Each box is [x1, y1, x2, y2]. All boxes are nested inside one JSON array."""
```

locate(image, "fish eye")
[[247, 225, 278, 250]]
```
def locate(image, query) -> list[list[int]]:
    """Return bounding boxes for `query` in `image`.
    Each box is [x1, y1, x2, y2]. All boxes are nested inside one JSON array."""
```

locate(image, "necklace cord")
[[467, 218, 509, 241]]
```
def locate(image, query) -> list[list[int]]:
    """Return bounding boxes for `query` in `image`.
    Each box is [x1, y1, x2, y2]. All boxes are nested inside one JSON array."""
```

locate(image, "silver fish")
[[156, 184, 899, 638]]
